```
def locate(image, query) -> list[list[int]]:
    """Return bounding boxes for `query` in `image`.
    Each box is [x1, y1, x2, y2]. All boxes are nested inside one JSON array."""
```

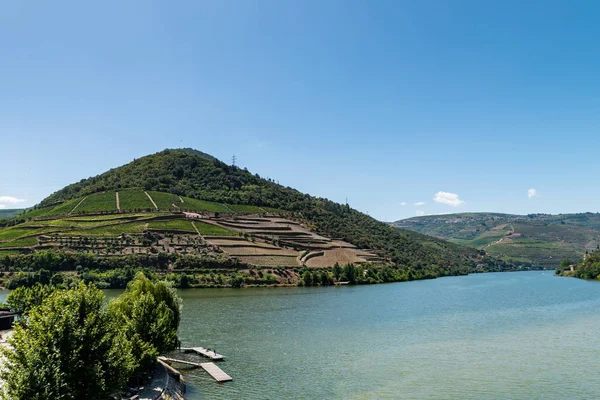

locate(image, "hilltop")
[[0, 149, 520, 289], [393, 212, 600, 268]]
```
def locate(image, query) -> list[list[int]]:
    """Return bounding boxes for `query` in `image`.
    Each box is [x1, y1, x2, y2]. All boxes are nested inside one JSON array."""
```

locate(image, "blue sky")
[[1, 0, 599, 221]]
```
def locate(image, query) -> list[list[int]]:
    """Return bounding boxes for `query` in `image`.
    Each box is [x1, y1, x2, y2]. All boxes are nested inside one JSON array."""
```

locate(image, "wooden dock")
[[157, 359, 185, 382], [200, 362, 232, 382], [158, 356, 201, 368], [158, 357, 232, 382], [182, 347, 224, 361]]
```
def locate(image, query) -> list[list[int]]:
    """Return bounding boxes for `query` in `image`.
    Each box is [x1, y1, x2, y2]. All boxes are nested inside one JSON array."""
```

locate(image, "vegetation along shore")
[[0, 149, 536, 291], [0, 273, 182, 399]]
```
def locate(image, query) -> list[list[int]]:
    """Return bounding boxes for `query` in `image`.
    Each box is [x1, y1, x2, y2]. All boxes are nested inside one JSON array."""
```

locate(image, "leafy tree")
[[178, 273, 191, 288], [342, 263, 358, 284], [108, 272, 182, 372], [0, 283, 135, 400], [302, 270, 313, 286], [560, 259, 573, 268], [332, 263, 342, 280], [5, 283, 57, 315], [320, 271, 333, 286], [230, 274, 245, 288]]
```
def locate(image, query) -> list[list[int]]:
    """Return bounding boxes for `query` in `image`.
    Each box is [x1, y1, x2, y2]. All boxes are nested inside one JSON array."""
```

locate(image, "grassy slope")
[[14, 190, 271, 219], [119, 189, 154, 210], [76, 192, 117, 213], [393, 212, 600, 267], [146, 191, 182, 210]]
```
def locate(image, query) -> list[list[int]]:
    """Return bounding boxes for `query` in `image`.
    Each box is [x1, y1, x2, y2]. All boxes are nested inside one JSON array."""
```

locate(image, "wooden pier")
[[158, 356, 201, 368], [157, 359, 184, 382], [200, 362, 232, 382], [182, 347, 225, 361], [158, 357, 232, 382]]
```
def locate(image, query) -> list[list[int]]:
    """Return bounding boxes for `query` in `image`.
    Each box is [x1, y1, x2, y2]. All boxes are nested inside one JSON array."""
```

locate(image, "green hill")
[[0, 209, 23, 220], [0, 149, 522, 289], [392, 212, 600, 268]]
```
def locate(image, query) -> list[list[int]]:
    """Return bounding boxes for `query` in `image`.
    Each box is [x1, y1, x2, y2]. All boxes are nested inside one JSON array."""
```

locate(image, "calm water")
[[6, 272, 600, 399], [172, 271, 600, 399]]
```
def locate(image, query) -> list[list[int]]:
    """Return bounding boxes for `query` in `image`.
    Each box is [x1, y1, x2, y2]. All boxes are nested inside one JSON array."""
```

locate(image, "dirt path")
[[191, 221, 204, 238], [484, 237, 504, 249], [144, 191, 159, 210], [115, 192, 120, 211], [178, 196, 184, 203], [483, 225, 513, 250], [69, 196, 87, 215], [222, 203, 234, 212]]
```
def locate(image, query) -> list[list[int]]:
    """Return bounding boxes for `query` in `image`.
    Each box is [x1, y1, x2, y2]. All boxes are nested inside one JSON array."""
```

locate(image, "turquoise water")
[[5, 272, 600, 398], [174, 271, 600, 399]]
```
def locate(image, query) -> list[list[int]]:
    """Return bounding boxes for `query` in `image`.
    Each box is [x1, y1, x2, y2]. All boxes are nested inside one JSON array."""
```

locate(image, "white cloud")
[[528, 188, 537, 199], [414, 201, 425, 206], [416, 210, 426, 216], [433, 191, 465, 207], [0, 196, 26, 206], [400, 202, 407, 206]]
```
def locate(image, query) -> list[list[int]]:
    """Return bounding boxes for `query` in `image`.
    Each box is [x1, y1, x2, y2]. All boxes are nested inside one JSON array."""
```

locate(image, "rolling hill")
[[0, 209, 23, 220], [392, 212, 600, 268], [0, 149, 521, 289]]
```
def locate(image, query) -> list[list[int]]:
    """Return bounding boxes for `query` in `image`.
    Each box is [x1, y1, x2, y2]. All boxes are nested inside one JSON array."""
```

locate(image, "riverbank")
[[0, 259, 544, 291]]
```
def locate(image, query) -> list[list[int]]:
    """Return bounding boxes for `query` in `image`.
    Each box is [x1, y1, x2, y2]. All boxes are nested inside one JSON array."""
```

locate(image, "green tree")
[[302, 270, 313, 286], [5, 283, 56, 315], [108, 272, 182, 372], [333, 263, 342, 280], [230, 274, 245, 288], [320, 271, 332, 286], [560, 259, 573, 268], [0, 283, 135, 400], [342, 264, 358, 284]]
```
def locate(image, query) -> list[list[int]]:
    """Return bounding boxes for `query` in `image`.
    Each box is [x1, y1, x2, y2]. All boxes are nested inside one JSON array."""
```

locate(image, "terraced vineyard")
[[0, 203, 382, 269], [1, 185, 386, 272], [196, 215, 384, 267], [0, 196, 391, 289]]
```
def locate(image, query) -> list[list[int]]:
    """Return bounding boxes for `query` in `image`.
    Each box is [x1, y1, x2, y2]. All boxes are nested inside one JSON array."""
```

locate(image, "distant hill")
[[0, 209, 24, 220], [392, 212, 600, 268], [0, 149, 523, 289]]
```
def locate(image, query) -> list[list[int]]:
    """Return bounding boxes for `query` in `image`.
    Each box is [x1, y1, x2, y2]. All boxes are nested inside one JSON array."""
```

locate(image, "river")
[[169, 271, 600, 399], [6, 271, 599, 399]]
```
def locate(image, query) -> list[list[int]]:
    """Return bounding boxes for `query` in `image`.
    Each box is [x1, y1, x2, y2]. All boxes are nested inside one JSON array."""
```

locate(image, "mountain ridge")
[[0, 209, 23, 220], [392, 212, 600, 268]]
